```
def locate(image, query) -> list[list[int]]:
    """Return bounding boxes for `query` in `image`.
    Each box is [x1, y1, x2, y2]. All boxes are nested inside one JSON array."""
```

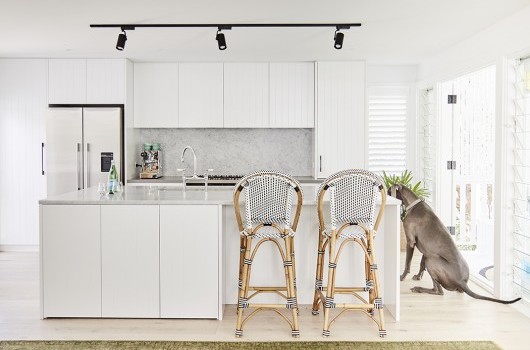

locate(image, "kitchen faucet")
[[181, 145, 199, 178]]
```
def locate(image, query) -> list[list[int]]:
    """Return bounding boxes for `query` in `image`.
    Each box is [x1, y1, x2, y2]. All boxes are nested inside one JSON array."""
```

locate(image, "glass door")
[[441, 66, 496, 288]]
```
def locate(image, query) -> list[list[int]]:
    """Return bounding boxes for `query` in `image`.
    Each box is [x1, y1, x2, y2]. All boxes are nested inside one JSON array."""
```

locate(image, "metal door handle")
[[319, 156, 322, 172], [41, 143, 45, 175], [77, 143, 81, 190], [86, 143, 90, 188]]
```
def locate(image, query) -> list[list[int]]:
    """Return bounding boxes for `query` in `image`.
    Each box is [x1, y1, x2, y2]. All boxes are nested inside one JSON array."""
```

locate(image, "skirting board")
[[0, 245, 39, 252]]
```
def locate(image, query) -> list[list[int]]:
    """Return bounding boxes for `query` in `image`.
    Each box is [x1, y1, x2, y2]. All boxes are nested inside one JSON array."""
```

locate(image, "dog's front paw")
[[412, 274, 422, 281], [411, 286, 422, 293], [400, 273, 408, 281]]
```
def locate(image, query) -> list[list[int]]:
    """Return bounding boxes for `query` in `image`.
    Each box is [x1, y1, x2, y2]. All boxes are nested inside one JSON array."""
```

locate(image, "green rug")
[[0, 341, 502, 350]]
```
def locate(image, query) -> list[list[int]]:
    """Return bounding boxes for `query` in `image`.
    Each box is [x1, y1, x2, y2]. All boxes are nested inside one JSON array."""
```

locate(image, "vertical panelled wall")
[[0, 59, 48, 246]]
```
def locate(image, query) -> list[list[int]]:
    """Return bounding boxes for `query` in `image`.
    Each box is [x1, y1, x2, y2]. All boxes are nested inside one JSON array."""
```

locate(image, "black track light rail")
[[90, 23, 361, 30]]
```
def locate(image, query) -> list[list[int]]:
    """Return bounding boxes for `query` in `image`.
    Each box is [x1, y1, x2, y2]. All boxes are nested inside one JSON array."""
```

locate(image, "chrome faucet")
[[181, 145, 199, 178]]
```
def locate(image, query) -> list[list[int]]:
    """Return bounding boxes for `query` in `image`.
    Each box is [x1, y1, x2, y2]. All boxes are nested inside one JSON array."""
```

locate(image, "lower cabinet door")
[[160, 205, 219, 318], [101, 205, 160, 317], [41, 205, 101, 317]]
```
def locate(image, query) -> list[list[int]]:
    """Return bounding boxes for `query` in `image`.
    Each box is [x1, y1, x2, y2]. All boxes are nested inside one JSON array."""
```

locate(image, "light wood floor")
[[0, 252, 528, 350]]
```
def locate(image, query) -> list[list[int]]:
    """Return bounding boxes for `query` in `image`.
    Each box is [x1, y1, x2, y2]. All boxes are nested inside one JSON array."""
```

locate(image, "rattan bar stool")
[[311, 169, 387, 338], [233, 171, 303, 338]]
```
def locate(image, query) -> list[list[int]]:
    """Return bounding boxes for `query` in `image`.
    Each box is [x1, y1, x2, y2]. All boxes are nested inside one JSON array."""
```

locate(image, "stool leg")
[[368, 231, 386, 337], [289, 237, 299, 315], [235, 236, 253, 337], [312, 231, 326, 315], [236, 235, 246, 314], [284, 235, 299, 337], [364, 238, 375, 315], [322, 231, 337, 337]]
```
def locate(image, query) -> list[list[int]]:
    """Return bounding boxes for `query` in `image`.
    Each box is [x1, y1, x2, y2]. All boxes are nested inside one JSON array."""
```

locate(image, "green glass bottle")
[[108, 160, 118, 194]]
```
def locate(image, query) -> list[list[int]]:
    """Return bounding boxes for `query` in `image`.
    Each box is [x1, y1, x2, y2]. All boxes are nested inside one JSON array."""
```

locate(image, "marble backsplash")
[[135, 128, 313, 177]]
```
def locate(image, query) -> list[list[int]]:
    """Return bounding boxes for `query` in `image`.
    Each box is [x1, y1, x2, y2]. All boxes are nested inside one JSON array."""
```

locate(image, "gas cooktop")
[[207, 174, 244, 181], [185, 174, 244, 186]]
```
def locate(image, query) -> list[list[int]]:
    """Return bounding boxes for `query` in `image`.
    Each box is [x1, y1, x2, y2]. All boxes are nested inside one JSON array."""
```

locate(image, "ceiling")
[[1, 0, 529, 64]]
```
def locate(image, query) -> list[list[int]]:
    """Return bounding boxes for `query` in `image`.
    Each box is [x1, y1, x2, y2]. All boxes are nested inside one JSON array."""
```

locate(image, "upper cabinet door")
[[316, 61, 366, 178], [269, 62, 315, 128], [86, 59, 126, 104], [48, 59, 87, 104], [224, 63, 269, 128], [178, 63, 223, 128], [134, 63, 179, 128]]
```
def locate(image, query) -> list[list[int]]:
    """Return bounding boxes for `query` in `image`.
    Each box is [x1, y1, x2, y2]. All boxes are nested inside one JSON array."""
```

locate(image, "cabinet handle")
[[41, 143, 45, 175], [319, 155, 322, 172]]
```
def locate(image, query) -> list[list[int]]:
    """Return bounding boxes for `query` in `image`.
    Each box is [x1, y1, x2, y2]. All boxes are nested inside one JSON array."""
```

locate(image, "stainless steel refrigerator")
[[45, 107, 122, 196]]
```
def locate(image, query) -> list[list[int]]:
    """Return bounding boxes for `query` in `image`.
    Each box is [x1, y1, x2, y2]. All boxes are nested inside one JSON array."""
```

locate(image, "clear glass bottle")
[[108, 160, 118, 194]]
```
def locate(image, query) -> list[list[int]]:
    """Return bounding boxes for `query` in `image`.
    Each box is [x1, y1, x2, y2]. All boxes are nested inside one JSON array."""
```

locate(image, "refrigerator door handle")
[[41, 142, 45, 175], [86, 143, 90, 188], [77, 143, 81, 190]]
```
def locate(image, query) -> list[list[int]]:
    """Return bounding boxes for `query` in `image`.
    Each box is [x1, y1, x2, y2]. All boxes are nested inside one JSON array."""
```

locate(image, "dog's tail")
[[461, 284, 521, 304]]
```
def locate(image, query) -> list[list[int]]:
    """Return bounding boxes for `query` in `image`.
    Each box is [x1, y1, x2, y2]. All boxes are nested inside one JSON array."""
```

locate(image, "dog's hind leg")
[[411, 266, 444, 295], [412, 255, 426, 281], [411, 275, 444, 295], [400, 244, 415, 281]]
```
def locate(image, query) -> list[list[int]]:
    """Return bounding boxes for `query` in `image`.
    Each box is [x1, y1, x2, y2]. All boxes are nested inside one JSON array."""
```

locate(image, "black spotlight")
[[334, 29, 344, 49], [216, 30, 227, 50], [116, 30, 127, 51]]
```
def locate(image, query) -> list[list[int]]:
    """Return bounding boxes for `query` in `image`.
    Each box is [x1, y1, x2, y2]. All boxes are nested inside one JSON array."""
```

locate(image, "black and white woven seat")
[[323, 224, 366, 240], [250, 226, 294, 239], [233, 171, 303, 338], [311, 169, 387, 338]]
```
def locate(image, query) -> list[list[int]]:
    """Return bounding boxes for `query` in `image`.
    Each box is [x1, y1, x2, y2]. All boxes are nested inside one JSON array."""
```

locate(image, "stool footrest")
[[320, 287, 369, 292], [248, 286, 288, 291], [331, 303, 375, 309], [247, 303, 294, 309]]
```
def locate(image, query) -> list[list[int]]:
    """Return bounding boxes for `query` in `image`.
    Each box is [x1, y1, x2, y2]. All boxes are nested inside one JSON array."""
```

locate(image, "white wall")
[[417, 4, 530, 82], [0, 59, 48, 247]]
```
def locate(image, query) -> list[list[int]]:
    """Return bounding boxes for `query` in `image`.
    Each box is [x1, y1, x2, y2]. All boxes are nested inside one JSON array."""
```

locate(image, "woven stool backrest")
[[234, 171, 303, 231], [318, 169, 386, 230]]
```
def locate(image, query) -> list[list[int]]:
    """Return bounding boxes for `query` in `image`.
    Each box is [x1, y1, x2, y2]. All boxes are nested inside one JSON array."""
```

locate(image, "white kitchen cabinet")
[[134, 63, 179, 128], [315, 61, 366, 178], [0, 60, 47, 247], [269, 62, 315, 128], [101, 205, 160, 318], [48, 59, 87, 104], [224, 63, 269, 128], [41, 205, 101, 317], [86, 59, 126, 104], [160, 205, 220, 318], [178, 63, 223, 128]]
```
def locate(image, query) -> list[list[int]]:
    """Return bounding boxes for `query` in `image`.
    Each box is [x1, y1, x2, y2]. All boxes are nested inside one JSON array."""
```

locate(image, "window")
[[367, 86, 408, 174]]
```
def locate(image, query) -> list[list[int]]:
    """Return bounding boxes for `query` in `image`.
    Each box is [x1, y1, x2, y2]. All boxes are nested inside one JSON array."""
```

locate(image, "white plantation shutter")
[[368, 86, 408, 174]]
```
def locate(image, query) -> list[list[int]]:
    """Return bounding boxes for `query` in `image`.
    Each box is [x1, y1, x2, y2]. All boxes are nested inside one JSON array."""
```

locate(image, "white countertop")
[[39, 184, 401, 206]]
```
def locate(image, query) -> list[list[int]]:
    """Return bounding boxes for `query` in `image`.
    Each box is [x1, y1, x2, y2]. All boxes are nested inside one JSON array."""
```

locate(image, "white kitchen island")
[[39, 185, 401, 321]]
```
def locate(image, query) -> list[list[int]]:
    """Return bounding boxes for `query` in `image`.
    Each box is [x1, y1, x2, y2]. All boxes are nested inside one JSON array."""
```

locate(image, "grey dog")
[[390, 184, 521, 304]]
